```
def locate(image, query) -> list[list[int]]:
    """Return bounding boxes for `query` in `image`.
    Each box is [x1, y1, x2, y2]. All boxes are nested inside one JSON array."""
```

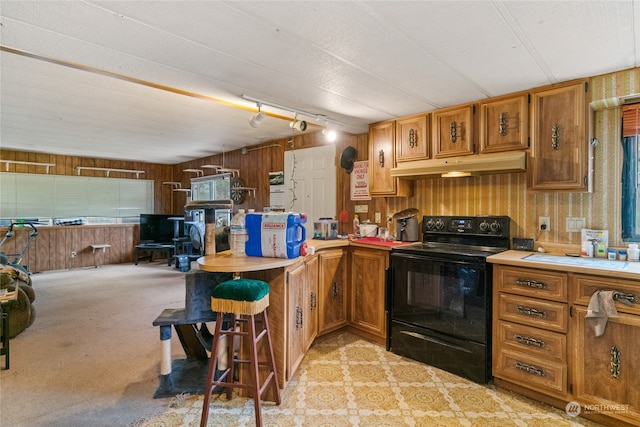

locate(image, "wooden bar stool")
[[200, 278, 280, 427]]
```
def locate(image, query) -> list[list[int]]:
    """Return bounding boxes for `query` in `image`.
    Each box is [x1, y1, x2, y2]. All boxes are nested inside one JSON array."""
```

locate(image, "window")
[[621, 104, 640, 241]]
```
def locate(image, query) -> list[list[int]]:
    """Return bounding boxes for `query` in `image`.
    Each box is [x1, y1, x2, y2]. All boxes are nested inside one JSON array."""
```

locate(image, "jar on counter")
[[628, 244, 640, 261]]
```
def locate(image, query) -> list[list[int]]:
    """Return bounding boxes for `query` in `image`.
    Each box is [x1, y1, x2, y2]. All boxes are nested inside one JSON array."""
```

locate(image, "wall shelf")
[[163, 182, 182, 189], [1, 160, 56, 174], [183, 169, 204, 177], [76, 167, 145, 178], [216, 168, 240, 177]]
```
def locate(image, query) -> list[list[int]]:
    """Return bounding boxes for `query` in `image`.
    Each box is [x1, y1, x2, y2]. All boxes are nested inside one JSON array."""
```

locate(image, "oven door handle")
[[400, 330, 472, 354]]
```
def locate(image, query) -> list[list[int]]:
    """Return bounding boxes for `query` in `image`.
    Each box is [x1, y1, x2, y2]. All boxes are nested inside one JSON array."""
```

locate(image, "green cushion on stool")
[[212, 279, 270, 302]]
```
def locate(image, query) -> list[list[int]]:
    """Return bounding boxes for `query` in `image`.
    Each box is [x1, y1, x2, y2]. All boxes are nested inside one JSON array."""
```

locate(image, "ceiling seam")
[[354, 0, 493, 101], [490, 1, 557, 84], [87, 0, 366, 123], [224, 1, 436, 118]]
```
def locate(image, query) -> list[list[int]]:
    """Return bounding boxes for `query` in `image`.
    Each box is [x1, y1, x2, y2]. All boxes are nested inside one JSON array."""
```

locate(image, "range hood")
[[390, 151, 526, 178]]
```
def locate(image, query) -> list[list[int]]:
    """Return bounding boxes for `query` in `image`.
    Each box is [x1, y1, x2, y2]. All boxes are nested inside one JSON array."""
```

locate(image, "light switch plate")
[[566, 217, 585, 232]]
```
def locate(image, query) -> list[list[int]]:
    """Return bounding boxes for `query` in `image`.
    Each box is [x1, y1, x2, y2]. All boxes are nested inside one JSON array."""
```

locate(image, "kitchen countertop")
[[488, 250, 640, 280], [307, 237, 414, 252]]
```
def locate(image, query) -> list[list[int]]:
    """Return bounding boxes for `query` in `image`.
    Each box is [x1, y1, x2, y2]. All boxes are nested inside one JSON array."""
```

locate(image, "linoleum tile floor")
[[134, 333, 603, 427], [0, 263, 603, 427]]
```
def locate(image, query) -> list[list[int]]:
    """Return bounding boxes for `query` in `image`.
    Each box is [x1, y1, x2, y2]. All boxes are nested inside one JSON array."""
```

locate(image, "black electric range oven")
[[387, 215, 510, 383]]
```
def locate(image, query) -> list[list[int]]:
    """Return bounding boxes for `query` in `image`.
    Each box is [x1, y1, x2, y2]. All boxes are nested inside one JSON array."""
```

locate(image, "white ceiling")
[[1, 1, 638, 165]]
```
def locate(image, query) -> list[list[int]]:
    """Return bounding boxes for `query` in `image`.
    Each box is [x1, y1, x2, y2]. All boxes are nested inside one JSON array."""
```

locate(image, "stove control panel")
[[423, 216, 510, 237]]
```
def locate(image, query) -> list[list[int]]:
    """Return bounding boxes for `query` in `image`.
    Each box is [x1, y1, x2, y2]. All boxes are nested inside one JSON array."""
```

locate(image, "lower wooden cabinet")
[[571, 274, 640, 426], [493, 263, 640, 426], [493, 265, 569, 399], [349, 247, 388, 340], [318, 248, 347, 335]]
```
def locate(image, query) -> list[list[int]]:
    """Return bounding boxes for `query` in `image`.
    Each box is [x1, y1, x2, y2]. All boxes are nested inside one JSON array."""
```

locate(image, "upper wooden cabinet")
[[396, 114, 429, 162], [433, 103, 475, 158], [368, 120, 412, 197], [479, 93, 529, 153], [529, 80, 590, 192]]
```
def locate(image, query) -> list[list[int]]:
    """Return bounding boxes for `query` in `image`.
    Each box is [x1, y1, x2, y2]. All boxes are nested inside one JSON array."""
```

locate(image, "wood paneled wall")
[[0, 149, 175, 214], [1, 224, 138, 272]]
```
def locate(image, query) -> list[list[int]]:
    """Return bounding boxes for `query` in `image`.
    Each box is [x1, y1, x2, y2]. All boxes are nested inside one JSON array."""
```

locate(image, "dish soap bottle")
[[353, 214, 360, 237]]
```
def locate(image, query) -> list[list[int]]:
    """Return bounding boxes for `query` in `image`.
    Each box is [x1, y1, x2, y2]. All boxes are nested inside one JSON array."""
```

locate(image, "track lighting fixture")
[[290, 119, 307, 131], [249, 103, 265, 128], [322, 128, 337, 142], [241, 94, 345, 129]]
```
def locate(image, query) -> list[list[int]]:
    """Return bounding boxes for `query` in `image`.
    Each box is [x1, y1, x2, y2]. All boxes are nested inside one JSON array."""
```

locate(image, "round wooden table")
[[197, 251, 299, 273]]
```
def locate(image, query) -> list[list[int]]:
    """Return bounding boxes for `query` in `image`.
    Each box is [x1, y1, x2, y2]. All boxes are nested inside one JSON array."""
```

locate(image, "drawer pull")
[[515, 278, 547, 289], [516, 305, 547, 318], [515, 361, 546, 377], [514, 334, 546, 348], [610, 346, 620, 379], [613, 292, 639, 304]]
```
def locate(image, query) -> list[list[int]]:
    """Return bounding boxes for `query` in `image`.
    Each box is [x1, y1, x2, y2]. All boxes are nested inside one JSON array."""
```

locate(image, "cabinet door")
[[572, 306, 640, 425], [304, 254, 319, 351], [529, 81, 589, 191], [369, 121, 412, 197], [396, 114, 429, 162], [318, 249, 347, 335], [479, 94, 528, 153], [350, 248, 387, 339], [433, 104, 475, 158], [286, 262, 307, 380]]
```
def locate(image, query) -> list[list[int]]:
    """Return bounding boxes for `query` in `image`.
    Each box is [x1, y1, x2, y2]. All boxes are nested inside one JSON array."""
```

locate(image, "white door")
[[284, 145, 336, 238]]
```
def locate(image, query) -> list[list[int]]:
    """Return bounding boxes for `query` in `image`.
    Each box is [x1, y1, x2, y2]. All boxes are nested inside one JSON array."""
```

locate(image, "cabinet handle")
[[296, 306, 303, 330], [551, 124, 560, 150], [516, 305, 547, 318], [514, 361, 546, 377], [613, 291, 639, 304], [610, 346, 620, 379], [409, 128, 417, 147], [378, 150, 385, 168], [499, 112, 508, 136], [515, 278, 547, 289], [450, 121, 457, 142], [310, 292, 317, 310], [332, 281, 339, 299], [514, 334, 546, 348]]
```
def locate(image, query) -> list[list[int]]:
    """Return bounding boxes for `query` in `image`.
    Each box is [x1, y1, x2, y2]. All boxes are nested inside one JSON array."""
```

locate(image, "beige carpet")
[[132, 332, 602, 427]]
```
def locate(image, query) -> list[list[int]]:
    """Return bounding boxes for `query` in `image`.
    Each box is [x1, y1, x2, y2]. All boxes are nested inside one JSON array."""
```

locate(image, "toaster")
[[313, 218, 338, 240]]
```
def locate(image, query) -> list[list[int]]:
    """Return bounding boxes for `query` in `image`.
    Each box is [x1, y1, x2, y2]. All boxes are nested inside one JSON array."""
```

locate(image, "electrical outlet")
[[539, 216, 550, 232], [374, 212, 381, 223], [70, 251, 77, 258]]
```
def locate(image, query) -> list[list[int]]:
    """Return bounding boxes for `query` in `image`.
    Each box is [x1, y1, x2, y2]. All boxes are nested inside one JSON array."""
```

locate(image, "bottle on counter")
[[628, 243, 639, 261], [353, 214, 360, 237], [230, 209, 247, 256]]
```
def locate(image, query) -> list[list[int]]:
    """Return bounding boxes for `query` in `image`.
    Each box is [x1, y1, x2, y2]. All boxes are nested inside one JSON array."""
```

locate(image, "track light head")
[[249, 111, 265, 128], [289, 120, 307, 131], [322, 128, 337, 142]]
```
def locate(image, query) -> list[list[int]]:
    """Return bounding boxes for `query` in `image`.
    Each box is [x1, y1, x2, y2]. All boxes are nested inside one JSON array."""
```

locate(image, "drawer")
[[498, 293, 568, 333], [494, 348, 567, 397], [496, 265, 567, 302], [495, 320, 566, 363], [573, 274, 640, 316]]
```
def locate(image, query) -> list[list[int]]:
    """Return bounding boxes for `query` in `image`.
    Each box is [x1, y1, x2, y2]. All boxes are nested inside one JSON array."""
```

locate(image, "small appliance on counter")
[[313, 218, 338, 240], [394, 208, 420, 242], [359, 222, 378, 237]]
